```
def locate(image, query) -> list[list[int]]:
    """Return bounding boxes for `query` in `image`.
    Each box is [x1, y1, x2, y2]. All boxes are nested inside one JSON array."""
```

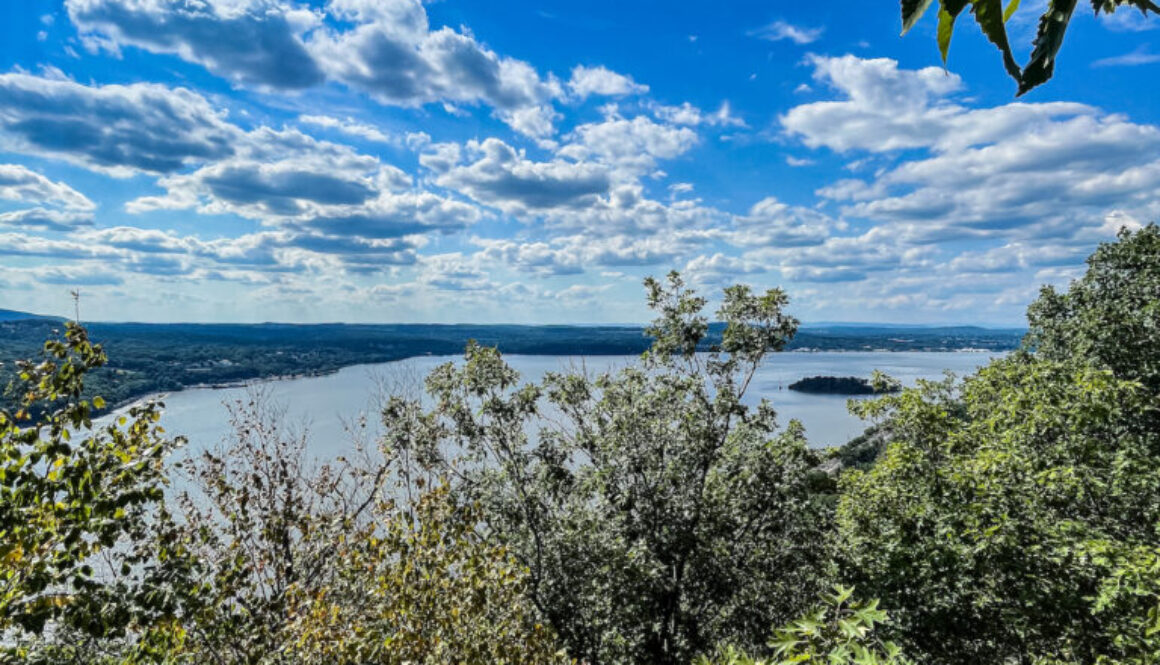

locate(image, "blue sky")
[[0, 1, 1157, 324]]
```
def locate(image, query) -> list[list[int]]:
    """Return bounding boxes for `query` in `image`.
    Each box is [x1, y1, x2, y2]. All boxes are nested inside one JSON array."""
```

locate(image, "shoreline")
[[101, 347, 1004, 418]]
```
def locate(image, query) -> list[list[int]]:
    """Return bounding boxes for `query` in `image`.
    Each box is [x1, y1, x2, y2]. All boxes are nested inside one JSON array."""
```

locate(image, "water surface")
[[113, 351, 999, 457]]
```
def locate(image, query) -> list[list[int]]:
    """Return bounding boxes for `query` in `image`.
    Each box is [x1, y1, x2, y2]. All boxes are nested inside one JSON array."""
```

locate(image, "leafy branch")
[[901, 0, 1159, 95]]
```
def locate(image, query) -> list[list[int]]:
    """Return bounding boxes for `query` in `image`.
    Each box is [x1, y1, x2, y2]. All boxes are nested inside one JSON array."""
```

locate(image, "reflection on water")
[[104, 351, 1001, 457]]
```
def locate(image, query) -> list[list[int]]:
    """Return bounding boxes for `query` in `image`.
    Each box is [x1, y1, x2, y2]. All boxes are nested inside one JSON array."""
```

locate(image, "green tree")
[[696, 586, 913, 665], [382, 273, 833, 664], [286, 483, 568, 665], [901, 0, 1159, 95], [1026, 224, 1160, 396], [835, 226, 1160, 663], [142, 393, 565, 665], [0, 322, 183, 661]]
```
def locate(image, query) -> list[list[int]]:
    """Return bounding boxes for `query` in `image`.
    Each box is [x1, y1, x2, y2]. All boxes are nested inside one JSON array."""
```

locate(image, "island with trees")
[[788, 375, 902, 395]]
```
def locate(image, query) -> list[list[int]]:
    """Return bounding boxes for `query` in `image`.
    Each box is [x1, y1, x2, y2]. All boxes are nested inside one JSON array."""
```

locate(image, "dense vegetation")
[[1, 225, 1157, 664], [0, 318, 1022, 418]]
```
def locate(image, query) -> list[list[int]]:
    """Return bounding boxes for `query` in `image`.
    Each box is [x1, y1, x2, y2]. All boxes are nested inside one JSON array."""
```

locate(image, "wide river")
[[121, 351, 1000, 457]]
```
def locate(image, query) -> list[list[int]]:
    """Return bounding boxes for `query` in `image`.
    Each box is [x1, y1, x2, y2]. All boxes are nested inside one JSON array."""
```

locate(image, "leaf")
[[1004, 0, 1022, 21], [1119, 0, 1160, 14], [902, 0, 937, 33], [1018, 0, 1078, 95], [971, 0, 1024, 82], [937, 0, 972, 62]]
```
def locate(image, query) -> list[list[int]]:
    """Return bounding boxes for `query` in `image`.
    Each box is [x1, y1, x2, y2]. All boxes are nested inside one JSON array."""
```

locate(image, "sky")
[[0, 1, 1157, 325]]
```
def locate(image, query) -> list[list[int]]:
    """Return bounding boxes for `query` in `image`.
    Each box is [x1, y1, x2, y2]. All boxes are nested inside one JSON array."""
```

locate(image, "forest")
[[1, 225, 1158, 664]]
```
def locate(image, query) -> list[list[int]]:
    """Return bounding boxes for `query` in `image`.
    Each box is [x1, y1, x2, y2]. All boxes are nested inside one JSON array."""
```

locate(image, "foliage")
[[136, 394, 564, 665], [835, 226, 1160, 664], [286, 484, 568, 665], [0, 322, 181, 660], [766, 586, 910, 665], [1026, 223, 1160, 396], [694, 586, 912, 665], [154, 395, 378, 664], [382, 272, 834, 664], [900, 0, 1159, 95]]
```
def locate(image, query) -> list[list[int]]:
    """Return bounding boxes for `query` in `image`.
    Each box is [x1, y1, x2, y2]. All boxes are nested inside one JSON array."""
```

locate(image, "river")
[[111, 350, 999, 458]]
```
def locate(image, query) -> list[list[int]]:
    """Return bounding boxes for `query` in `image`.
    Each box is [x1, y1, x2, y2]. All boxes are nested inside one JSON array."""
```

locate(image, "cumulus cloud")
[[66, 0, 571, 138], [130, 128, 480, 239], [474, 238, 583, 276], [495, 104, 562, 141], [0, 73, 238, 175], [0, 232, 118, 259], [311, 24, 560, 111], [560, 114, 699, 179], [726, 197, 840, 248], [66, 0, 324, 89], [419, 252, 496, 291], [568, 65, 648, 99], [0, 207, 94, 232], [683, 253, 765, 286], [746, 228, 933, 283], [69, 225, 424, 276], [436, 138, 612, 212], [788, 55, 1160, 244], [34, 263, 124, 286], [652, 101, 747, 128], [0, 164, 95, 210]]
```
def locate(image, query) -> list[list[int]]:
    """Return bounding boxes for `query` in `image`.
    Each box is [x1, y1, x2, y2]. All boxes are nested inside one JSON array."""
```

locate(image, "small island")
[[788, 375, 900, 395]]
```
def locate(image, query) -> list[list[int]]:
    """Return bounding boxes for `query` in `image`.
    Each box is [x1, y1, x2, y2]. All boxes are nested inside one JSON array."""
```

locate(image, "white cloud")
[[495, 104, 562, 141], [726, 197, 840, 248], [568, 65, 649, 99], [436, 138, 612, 213], [0, 164, 94, 210], [785, 55, 1160, 247], [0, 73, 238, 176], [652, 101, 747, 128], [561, 114, 699, 180], [67, 0, 325, 89], [748, 20, 823, 45], [129, 127, 481, 240], [66, 0, 563, 138], [299, 115, 394, 143], [0, 207, 94, 232], [1092, 45, 1160, 67]]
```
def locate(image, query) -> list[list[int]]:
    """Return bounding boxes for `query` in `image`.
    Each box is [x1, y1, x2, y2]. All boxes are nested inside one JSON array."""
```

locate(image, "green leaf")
[[1018, 0, 1078, 95], [902, 0, 937, 33], [971, 0, 1024, 82], [936, 0, 972, 63], [1003, 0, 1022, 21]]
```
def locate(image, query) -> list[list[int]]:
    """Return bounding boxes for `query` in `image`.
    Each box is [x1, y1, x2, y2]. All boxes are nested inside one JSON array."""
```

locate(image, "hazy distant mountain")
[[0, 308, 57, 321]]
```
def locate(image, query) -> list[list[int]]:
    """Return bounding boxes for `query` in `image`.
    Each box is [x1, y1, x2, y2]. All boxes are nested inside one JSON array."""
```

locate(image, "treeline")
[[1, 226, 1157, 664], [0, 317, 1022, 417]]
